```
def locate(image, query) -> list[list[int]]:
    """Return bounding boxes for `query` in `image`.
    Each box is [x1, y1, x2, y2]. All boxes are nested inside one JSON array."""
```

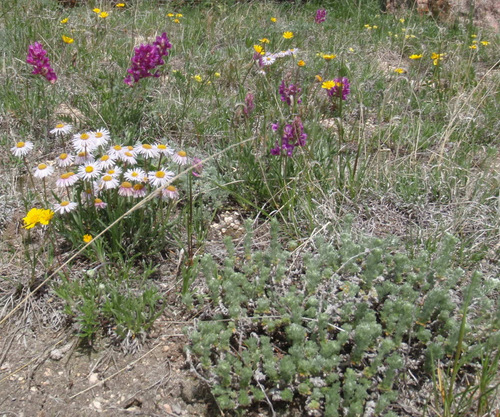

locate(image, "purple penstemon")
[[270, 116, 307, 157], [26, 42, 57, 83], [279, 80, 302, 106], [315, 9, 327, 24], [124, 32, 172, 85]]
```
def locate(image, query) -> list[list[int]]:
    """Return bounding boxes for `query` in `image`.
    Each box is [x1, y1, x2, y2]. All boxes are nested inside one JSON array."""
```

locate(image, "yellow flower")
[[364, 24, 372, 29], [321, 80, 335, 89], [23, 208, 54, 229], [394, 68, 405, 74], [322, 54, 336, 61], [214, 72, 221, 78], [83, 234, 93, 243], [60, 17, 68, 24], [173, 18, 180, 23], [315, 75, 323, 82], [480, 41, 490, 46], [283, 31, 294, 39], [99, 11, 109, 18], [62, 35, 74, 44], [349, 48, 354, 52], [167, 13, 174, 17], [193, 75, 202, 83], [472, 40, 478, 44], [470, 34, 477, 38], [116, 3, 125, 7], [176, 13, 183, 17], [399, 18, 405, 23], [253, 44, 265, 54], [469, 44, 477, 49], [259, 38, 270, 44], [372, 25, 378, 29], [270, 17, 277, 22], [297, 60, 305, 67], [409, 54, 422, 59], [93, 8, 100, 13]]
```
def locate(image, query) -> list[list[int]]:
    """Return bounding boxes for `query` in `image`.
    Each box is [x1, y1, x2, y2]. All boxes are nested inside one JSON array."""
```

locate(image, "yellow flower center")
[[124, 152, 133, 157], [95, 132, 103, 138], [157, 144, 166, 150], [131, 172, 139, 177], [107, 169, 116, 175], [56, 123, 64, 128], [94, 198, 103, 204], [156, 171, 165, 178], [143, 144, 152, 149], [121, 182, 132, 188], [177, 151, 187, 157], [101, 155, 109, 161], [59, 153, 68, 160], [61, 172, 74, 179], [38, 163, 47, 170], [80, 133, 90, 140], [61, 201, 69, 207], [167, 185, 177, 192], [103, 175, 113, 181], [16, 142, 25, 148], [133, 184, 144, 191], [113, 145, 122, 151], [85, 166, 94, 173]]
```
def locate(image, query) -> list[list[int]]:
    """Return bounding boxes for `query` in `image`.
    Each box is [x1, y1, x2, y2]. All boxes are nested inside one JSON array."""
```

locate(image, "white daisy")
[[133, 183, 147, 198], [33, 163, 54, 179], [54, 200, 78, 214], [148, 169, 175, 187], [92, 128, 111, 146], [50, 123, 73, 136], [97, 154, 116, 170], [172, 150, 188, 165], [118, 181, 135, 197], [162, 185, 179, 200], [78, 163, 101, 180], [11, 141, 34, 157], [94, 198, 107, 209], [108, 144, 124, 158], [72, 132, 99, 152], [56, 171, 79, 188], [104, 166, 123, 177], [74, 151, 95, 165], [261, 54, 276, 66], [118, 151, 137, 165], [99, 174, 120, 190], [275, 51, 287, 58], [56, 152, 75, 168], [134, 143, 159, 159], [124, 168, 147, 182], [155, 142, 174, 156]]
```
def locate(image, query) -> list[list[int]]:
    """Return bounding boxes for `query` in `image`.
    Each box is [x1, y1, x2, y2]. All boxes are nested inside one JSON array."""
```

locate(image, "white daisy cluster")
[[19, 123, 195, 216], [260, 48, 299, 67]]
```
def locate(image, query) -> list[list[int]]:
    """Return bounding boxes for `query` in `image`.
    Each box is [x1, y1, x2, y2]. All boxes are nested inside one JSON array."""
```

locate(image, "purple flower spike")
[[327, 77, 350, 101], [243, 92, 255, 116], [270, 116, 307, 157], [279, 80, 302, 106], [315, 9, 327, 24], [26, 42, 57, 84], [192, 157, 203, 177], [124, 32, 172, 85]]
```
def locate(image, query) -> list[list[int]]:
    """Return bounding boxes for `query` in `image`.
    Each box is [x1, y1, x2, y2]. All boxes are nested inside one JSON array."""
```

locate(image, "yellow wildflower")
[[480, 41, 490, 46], [259, 38, 270, 44], [253, 44, 265, 54], [399, 18, 405, 23], [167, 13, 174, 17], [283, 31, 294, 39], [270, 17, 277, 22], [62, 35, 74, 44], [92, 8, 100, 13], [193, 75, 202, 83], [99, 11, 109, 18], [173, 18, 180, 23], [176, 13, 183, 17], [83, 234, 93, 243], [23, 208, 54, 229], [409, 54, 422, 59], [214, 72, 221, 78], [297, 60, 305, 67], [116, 3, 125, 7], [471, 34, 477, 38], [372, 25, 378, 29], [321, 80, 336, 89], [315, 75, 323, 82], [469, 44, 477, 49], [60, 17, 68, 24], [322, 54, 336, 61], [394, 68, 405, 74]]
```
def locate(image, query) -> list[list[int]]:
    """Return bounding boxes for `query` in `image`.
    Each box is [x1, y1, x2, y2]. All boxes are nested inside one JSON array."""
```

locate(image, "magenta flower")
[[270, 116, 307, 157], [26, 42, 57, 83], [315, 9, 327, 24], [192, 157, 203, 177], [327, 77, 350, 101], [243, 92, 255, 117], [124, 32, 172, 85], [279, 80, 302, 106]]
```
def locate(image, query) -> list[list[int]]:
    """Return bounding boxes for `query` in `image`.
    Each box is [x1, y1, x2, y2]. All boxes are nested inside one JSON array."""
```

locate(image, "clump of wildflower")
[[23, 208, 54, 229], [243, 92, 255, 117], [124, 32, 172, 85], [323, 77, 350, 101], [279, 80, 301, 106], [270, 116, 307, 157], [315, 9, 327, 24], [26, 42, 57, 84]]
